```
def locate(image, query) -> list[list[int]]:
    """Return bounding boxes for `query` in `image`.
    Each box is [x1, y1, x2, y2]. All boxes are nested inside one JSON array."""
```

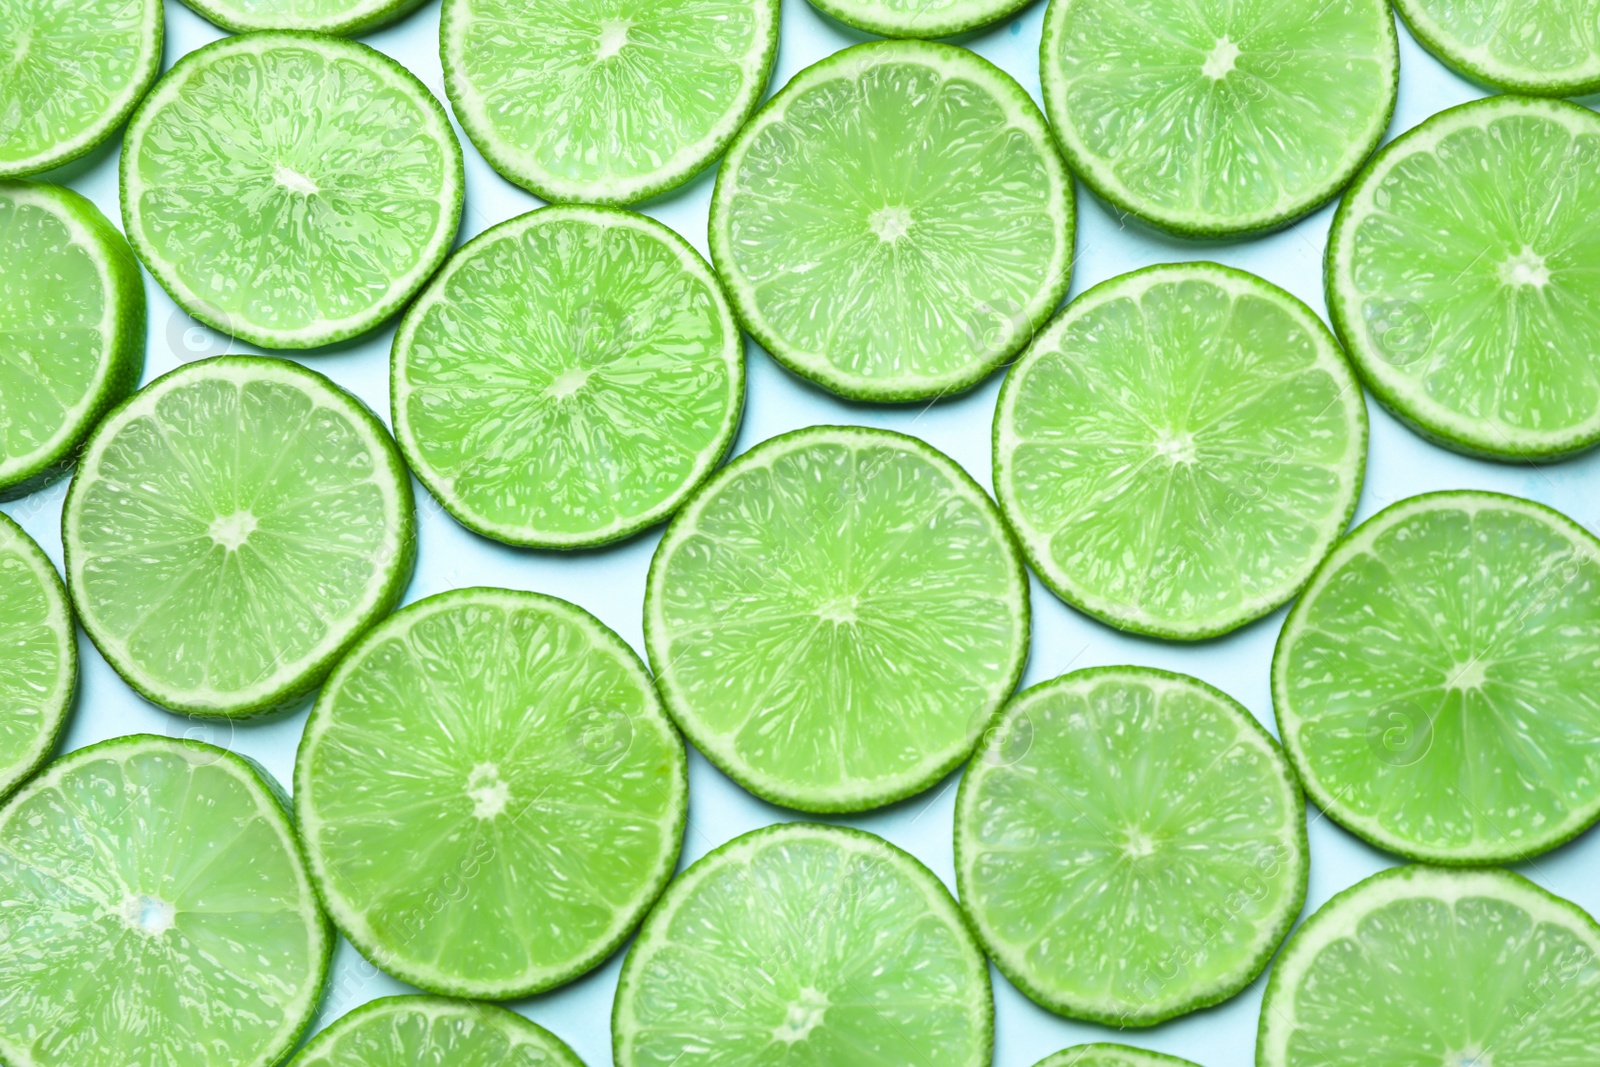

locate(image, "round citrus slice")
[[1040, 0, 1397, 236], [613, 823, 993, 1067], [1395, 0, 1600, 97], [0, 181, 144, 499], [63, 356, 415, 719], [176, 0, 426, 34], [1327, 95, 1600, 460], [645, 425, 1029, 812], [956, 667, 1307, 1027], [392, 205, 743, 548], [1034, 1047, 1202, 1067], [296, 587, 687, 999], [0, 514, 74, 800], [805, 0, 1033, 38], [291, 996, 583, 1066], [0, 735, 332, 1067], [1274, 490, 1600, 864], [1259, 865, 1600, 1067], [441, 0, 779, 205], [994, 262, 1366, 640], [121, 32, 463, 350], [709, 40, 1074, 402], [0, 0, 162, 178]]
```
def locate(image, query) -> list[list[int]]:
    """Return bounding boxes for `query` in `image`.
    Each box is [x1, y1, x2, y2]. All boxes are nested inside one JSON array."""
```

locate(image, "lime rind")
[[1394, 0, 1600, 97], [292, 996, 584, 1066], [1033, 1044, 1204, 1067], [804, 0, 1036, 39], [176, 0, 429, 35], [0, 514, 75, 801]]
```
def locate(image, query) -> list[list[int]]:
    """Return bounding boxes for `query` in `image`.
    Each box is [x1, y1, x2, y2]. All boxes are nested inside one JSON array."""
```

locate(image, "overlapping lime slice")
[[393, 205, 743, 548], [613, 823, 993, 1067], [1396, 0, 1600, 96], [177, 0, 426, 35], [1034, 1047, 1202, 1067], [956, 667, 1306, 1026], [0, 514, 74, 800], [805, 0, 1033, 38], [1275, 491, 1600, 864], [292, 996, 583, 1066], [994, 262, 1366, 640], [0, 735, 332, 1067], [1327, 95, 1600, 459]]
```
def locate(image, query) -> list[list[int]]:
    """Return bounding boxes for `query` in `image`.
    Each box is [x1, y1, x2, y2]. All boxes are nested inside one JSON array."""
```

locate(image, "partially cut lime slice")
[[1395, 0, 1600, 96], [645, 425, 1029, 812], [393, 205, 743, 548], [805, 0, 1033, 38], [296, 587, 686, 999], [292, 996, 583, 1066], [1034, 1046, 1202, 1067], [0, 0, 162, 178], [0, 735, 332, 1067], [956, 666, 1306, 1027], [1041, 0, 1397, 236], [121, 32, 463, 350], [64, 356, 415, 719], [177, 0, 426, 34], [1, 181, 144, 499], [1274, 490, 1600, 864], [994, 262, 1366, 640], [1259, 865, 1600, 1066], [710, 40, 1074, 402], [1327, 95, 1600, 460], [613, 823, 993, 1067], [442, 0, 779, 205], [0, 514, 73, 800]]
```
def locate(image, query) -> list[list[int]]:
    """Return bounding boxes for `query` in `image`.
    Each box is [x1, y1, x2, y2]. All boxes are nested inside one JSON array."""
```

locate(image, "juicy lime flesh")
[[959, 670, 1304, 1023], [1037, 1047, 1200, 1067], [294, 999, 580, 1066], [0, 742, 326, 1067], [1278, 496, 1600, 861], [398, 211, 738, 544], [183, 0, 415, 32], [812, 0, 1024, 37], [0, 520, 71, 795], [300, 592, 683, 994], [1401, 0, 1600, 91]]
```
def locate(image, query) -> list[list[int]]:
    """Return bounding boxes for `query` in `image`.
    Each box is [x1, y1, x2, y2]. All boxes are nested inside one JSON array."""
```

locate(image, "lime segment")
[[805, 0, 1033, 38], [176, 0, 427, 34], [1033, 1046, 1202, 1067], [0, 514, 74, 800], [1395, 0, 1600, 96], [292, 996, 583, 1066]]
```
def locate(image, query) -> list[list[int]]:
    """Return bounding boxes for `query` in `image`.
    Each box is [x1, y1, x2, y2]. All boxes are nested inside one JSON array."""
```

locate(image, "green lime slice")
[[441, 0, 779, 205], [291, 996, 583, 1066], [1259, 865, 1600, 1066], [0, 514, 73, 801], [645, 425, 1029, 812], [393, 205, 743, 548], [1274, 490, 1600, 864], [1033, 1046, 1202, 1067], [956, 666, 1307, 1027], [710, 40, 1074, 402], [296, 587, 687, 999], [63, 356, 415, 719], [0, 0, 162, 178], [994, 262, 1366, 640], [1, 181, 145, 499], [1040, 0, 1397, 236], [177, 0, 426, 35], [1327, 95, 1600, 460], [0, 735, 332, 1067], [1395, 0, 1600, 96], [614, 823, 993, 1067], [805, 0, 1033, 38], [121, 32, 463, 350]]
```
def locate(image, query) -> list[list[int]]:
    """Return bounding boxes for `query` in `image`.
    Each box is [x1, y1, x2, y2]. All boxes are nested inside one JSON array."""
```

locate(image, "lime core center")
[[547, 366, 594, 400], [870, 205, 914, 243], [817, 596, 859, 626], [1122, 829, 1158, 860], [1499, 247, 1550, 288], [467, 762, 511, 819], [596, 20, 631, 60], [121, 893, 175, 936], [1154, 431, 1197, 465], [773, 987, 829, 1043], [209, 510, 257, 551], [1446, 660, 1487, 690], [272, 164, 319, 196], [1202, 37, 1241, 80]]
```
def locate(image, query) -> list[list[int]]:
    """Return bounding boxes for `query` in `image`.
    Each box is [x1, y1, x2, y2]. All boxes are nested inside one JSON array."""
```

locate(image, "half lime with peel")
[[614, 822, 993, 1067], [1395, 0, 1600, 96], [0, 181, 144, 499], [0, 735, 332, 1067], [1041, 0, 1397, 236], [1275, 491, 1600, 864], [994, 262, 1366, 640], [393, 205, 743, 548], [1034, 1047, 1202, 1067], [121, 32, 463, 350], [0, 514, 74, 800], [956, 667, 1307, 1027], [1327, 95, 1600, 460], [710, 40, 1074, 401], [292, 996, 583, 1066], [442, 0, 779, 205], [64, 356, 415, 719], [177, 0, 427, 35], [805, 0, 1034, 38], [296, 587, 686, 999], [1259, 865, 1600, 1066], [646, 425, 1029, 812]]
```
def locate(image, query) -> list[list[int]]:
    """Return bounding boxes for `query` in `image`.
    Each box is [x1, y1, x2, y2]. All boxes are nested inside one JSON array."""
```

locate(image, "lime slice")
[[0, 735, 332, 1067], [956, 666, 1307, 1027], [0, 514, 73, 800], [1, 181, 145, 499], [1040, 0, 1397, 236], [613, 823, 993, 1067], [645, 425, 1029, 812], [805, 0, 1033, 38], [296, 587, 687, 999], [121, 32, 463, 350], [1274, 490, 1600, 864], [994, 262, 1366, 640], [1395, 0, 1600, 96], [177, 0, 426, 35], [63, 356, 415, 719], [442, 0, 779, 205], [1259, 865, 1600, 1066], [1033, 1046, 1202, 1067], [292, 996, 583, 1066], [0, 0, 162, 178], [709, 40, 1074, 402], [1327, 95, 1600, 460], [393, 205, 743, 548]]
